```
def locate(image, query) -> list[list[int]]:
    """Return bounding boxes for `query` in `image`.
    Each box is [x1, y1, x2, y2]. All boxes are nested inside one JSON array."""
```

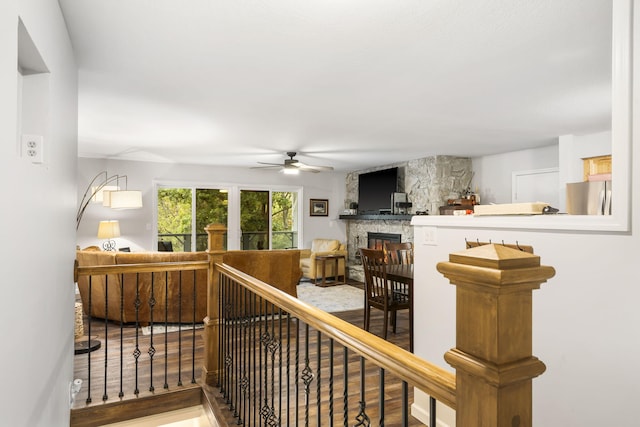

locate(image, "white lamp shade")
[[108, 190, 143, 209], [91, 185, 119, 203], [97, 220, 121, 239]]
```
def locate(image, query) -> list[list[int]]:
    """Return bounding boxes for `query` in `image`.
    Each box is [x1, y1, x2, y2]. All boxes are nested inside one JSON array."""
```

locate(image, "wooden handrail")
[[215, 261, 457, 409], [76, 260, 209, 277]]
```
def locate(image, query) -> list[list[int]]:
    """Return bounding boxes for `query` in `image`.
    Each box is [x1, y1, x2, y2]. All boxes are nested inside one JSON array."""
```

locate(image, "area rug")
[[296, 281, 364, 313], [141, 323, 204, 336]]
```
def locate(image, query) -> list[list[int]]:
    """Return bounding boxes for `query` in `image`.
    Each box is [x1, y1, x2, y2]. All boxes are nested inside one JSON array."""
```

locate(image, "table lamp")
[[97, 220, 120, 251]]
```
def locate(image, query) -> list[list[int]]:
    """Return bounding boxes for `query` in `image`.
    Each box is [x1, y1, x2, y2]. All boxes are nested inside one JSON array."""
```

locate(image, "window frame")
[[153, 180, 303, 251]]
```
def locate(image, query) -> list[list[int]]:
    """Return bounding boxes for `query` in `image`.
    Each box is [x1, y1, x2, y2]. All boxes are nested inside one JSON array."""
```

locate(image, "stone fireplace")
[[346, 221, 412, 282], [341, 155, 473, 283]]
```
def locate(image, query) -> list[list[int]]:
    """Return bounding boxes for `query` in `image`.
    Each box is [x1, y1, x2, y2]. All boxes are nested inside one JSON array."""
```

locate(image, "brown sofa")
[[76, 249, 302, 324]]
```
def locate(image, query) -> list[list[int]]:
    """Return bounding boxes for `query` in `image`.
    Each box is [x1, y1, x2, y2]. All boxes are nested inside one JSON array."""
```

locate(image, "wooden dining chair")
[[359, 247, 411, 342], [384, 241, 413, 265]]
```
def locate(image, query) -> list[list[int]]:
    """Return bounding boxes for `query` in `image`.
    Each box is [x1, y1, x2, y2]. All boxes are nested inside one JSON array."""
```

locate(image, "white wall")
[[410, 28, 638, 427], [473, 131, 611, 212], [76, 158, 347, 251], [559, 130, 612, 180], [472, 144, 559, 204], [412, 220, 640, 426], [1, 1, 78, 425]]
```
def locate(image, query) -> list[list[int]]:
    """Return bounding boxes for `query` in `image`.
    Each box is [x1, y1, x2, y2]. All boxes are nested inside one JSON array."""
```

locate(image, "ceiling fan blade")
[[251, 164, 282, 170], [253, 152, 333, 173], [295, 162, 334, 172], [257, 161, 284, 166]]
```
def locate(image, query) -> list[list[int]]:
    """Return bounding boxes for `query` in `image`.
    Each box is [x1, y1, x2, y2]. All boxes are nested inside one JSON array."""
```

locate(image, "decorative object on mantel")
[[76, 171, 143, 229], [310, 198, 328, 216], [97, 220, 120, 251]]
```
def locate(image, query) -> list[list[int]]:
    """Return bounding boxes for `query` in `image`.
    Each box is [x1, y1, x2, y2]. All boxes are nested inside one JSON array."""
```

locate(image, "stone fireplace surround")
[[342, 155, 472, 282]]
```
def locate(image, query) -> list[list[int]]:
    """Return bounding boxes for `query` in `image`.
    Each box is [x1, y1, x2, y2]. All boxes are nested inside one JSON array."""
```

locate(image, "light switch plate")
[[422, 226, 437, 245]]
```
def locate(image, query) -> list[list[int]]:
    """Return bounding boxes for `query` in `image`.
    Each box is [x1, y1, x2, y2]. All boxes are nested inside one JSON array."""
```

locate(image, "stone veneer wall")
[[344, 155, 472, 282]]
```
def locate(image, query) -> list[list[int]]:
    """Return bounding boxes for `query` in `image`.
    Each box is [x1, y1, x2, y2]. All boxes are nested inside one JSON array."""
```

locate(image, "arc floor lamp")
[[76, 171, 143, 230]]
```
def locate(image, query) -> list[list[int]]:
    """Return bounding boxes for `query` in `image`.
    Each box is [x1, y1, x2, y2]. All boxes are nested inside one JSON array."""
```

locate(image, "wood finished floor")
[[73, 282, 418, 426]]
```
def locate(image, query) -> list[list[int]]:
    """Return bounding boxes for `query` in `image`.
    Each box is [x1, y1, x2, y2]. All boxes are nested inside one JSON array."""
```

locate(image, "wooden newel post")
[[437, 244, 555, 427], [202, 223, 227, 385]]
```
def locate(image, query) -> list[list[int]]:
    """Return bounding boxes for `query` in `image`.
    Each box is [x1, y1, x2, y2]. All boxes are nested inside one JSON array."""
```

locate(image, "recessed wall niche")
[[17, 18, 50, 163]]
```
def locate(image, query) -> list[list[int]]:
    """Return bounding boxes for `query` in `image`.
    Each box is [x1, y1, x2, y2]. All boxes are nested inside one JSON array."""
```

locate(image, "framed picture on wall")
[[310, 199, 328, 216]]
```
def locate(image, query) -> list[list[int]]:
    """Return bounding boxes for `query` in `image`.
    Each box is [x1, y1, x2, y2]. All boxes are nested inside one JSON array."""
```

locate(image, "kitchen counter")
[[411, 212, 627, 233]]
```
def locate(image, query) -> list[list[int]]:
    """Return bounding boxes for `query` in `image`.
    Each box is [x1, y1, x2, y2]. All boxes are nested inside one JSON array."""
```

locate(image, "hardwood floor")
[[73, 282, 418, 426]]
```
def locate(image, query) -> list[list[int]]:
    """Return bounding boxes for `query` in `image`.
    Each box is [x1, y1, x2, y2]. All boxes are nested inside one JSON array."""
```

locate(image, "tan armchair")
[[299, 238, 347, 282]]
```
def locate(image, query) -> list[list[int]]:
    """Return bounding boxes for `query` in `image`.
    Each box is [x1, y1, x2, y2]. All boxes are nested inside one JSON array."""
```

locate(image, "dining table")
[[385, 263, 414, 352]]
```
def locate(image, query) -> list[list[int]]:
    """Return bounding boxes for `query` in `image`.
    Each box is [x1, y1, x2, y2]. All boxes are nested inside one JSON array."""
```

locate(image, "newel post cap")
[[436, 244, 555, 288]]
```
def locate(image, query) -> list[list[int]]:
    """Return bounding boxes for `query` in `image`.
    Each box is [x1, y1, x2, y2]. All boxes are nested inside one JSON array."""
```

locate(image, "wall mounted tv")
[[357, 167, 398, 214]]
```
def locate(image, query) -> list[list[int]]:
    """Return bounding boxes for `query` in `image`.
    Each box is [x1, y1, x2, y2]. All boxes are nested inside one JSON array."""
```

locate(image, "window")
[[156, 182, 301, 251], [239, 190, 299, 250], [157, 186, 228, 251]]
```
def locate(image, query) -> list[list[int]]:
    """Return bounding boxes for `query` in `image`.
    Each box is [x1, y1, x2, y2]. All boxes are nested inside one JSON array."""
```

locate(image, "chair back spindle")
[[385, 242, 413, 265]]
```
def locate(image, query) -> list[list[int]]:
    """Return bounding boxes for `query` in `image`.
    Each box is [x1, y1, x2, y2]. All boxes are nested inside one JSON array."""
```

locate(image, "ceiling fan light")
[[282, 168, 299, 175]]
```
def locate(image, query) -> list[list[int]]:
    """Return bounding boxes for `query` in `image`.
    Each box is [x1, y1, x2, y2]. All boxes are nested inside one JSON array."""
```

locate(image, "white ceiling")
[[58, 0, 612, 172]]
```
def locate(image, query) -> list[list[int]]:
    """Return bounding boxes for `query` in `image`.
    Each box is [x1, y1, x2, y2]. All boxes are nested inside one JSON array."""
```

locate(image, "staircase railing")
[[72, 224, 555, 427], [202, 225, 555, 427], [212, 262, 456, 426], [71, 260, 208, 426]]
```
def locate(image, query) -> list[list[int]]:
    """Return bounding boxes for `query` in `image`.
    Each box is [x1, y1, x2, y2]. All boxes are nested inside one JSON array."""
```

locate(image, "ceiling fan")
[[252, 152, 334, 174]]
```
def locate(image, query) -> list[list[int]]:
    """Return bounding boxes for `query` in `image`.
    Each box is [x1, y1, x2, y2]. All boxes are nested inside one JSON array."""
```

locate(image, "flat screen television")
[[357, 167, 398, 214]]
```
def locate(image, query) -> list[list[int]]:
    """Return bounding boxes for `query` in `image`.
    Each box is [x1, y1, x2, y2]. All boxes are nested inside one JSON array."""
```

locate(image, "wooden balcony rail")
[[206, 262, 456, 425], [72, 260, 209, 426], [70, 223, 554, 427]]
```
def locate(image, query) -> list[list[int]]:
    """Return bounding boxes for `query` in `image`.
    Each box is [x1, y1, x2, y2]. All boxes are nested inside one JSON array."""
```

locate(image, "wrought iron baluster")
[[316, 331, 322, 427], [251, 290, 258, 427], [355, 357, 370, 427], [148, 272, 156, 392], [164, 271, 169, 390], [133, 274, 141, 395], [233, 279, 240, 420], [379, 368, 385, 426], [190, 269, 197, 384], [329, 338, 334, 426], [177, 273, 183, 386], [294, 312, 300, 425], [102, 274, 109, 401], [119, 275, 124, 398], [342, 347, 348, 427], [240, 286, 250, 426], [402, 382, 408, 427], [285, 312, 291, 427], [302, 323, 313, 426], [429, 396, 437, 427], [277, 307, 283, 426], [260, 298, 268, 425], [86, 277, 93, 404]]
